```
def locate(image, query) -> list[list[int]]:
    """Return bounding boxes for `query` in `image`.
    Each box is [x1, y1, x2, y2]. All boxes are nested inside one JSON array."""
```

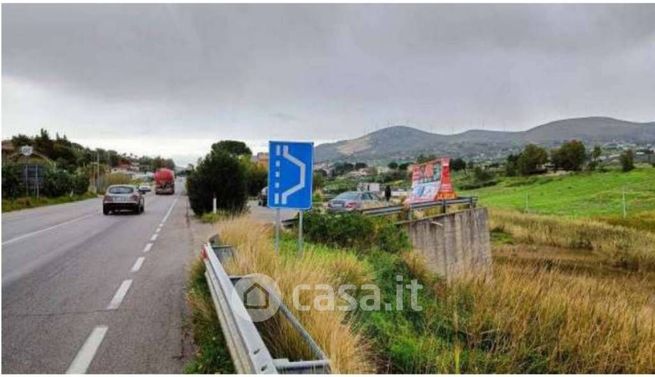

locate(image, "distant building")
[[253, 152, 269, 169], [2, 140, 16, 163]]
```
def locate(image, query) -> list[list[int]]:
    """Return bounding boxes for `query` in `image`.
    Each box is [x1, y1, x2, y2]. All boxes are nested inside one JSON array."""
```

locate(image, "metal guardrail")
[[281, 196, 477, 226], [360, 196, 477, 217], [202, 241, 331, 374]]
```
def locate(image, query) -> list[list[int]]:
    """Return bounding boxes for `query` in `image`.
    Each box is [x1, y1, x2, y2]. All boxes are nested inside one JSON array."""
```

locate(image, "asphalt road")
[[2, 181, 194, 373]]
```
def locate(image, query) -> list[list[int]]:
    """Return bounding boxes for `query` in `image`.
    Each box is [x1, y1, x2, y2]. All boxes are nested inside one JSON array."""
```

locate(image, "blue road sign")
[[268, 141, 314, 210]]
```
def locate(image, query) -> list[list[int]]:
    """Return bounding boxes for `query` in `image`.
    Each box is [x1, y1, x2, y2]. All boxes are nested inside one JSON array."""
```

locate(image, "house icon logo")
[[231, 273, 281, 322], [243, 282, 270, 310]]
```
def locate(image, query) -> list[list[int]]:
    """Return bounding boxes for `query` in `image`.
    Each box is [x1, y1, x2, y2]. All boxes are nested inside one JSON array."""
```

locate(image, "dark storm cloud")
[[3, 4, 655, 164]]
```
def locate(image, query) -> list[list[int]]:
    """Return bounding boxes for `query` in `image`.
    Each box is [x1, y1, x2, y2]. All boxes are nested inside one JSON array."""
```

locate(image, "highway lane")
[[2, 182, 194, 373]]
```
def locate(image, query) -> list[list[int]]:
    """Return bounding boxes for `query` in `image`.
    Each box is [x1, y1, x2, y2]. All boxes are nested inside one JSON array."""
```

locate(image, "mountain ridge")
[[315, 116, 655, 162]]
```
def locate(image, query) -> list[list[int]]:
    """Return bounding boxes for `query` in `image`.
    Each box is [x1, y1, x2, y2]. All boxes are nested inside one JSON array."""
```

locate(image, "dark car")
[[258, 186, 268, 206], [103, 185, 145, 215], [138, 184, 151, 194], [327, 191, 384, 212]]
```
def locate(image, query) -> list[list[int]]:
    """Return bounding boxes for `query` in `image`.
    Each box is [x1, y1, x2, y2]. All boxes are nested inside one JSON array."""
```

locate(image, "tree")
[[592, 145, 602, 161], [245, 164, 268, 197], [398, 162, 410, 171], [333, 162, 355, 176], [11, 134, 32, 149], [505, 154, 519, 176], [517, 144, 548, 176], [34, 129, 54, 157], [387, 161, 398, 170], [354, 162, 368, 170], [587, 145, 603, 171], [473, 166, 494, 182], [187, 150, 248, 215], [416, 154, 436, 164], [551, 140, 586, 171], [450, 158, 466, 172], [211, 140, 252, 157], [620, 149, 635, 172]]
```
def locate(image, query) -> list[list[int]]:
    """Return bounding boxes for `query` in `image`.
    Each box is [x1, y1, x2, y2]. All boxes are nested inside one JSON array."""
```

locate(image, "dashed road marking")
[[106, 280, 132, 310], [131, 257, 145, 272], [65, 325, 108, 374], [150, 234, 158, 241], [143, 243, 153, 253]]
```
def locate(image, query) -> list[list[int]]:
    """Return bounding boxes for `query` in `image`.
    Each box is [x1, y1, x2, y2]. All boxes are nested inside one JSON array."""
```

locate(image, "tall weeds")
[[490, 209, 655, 271], [443, 261, 655, 373], [217, 217, 374, 373]]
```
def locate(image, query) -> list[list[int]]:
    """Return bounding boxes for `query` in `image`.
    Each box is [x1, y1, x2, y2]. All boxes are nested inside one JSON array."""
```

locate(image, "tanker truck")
[[154, 168, 175, 195]]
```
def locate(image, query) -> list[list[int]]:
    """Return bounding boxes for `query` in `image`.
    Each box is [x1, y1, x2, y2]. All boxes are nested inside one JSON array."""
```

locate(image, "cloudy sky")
[[3, 4, 655, 166]]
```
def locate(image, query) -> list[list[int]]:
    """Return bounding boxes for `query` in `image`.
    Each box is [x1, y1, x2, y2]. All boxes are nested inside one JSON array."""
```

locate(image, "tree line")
[[8, 129, 175, 172], [3, 129, 176, 200]]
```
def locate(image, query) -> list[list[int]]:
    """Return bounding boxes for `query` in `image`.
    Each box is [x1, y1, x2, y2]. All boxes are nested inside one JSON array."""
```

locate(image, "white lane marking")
[[161, 195, 179, 224], [65, 325, 108, 374], [2, 214, 94, 246], [131, 257, 145, 272], [143, 243, 153, 253], [150, 234, 158, 241], [155, 227, 161, 233], [106, 279, 132, 310]]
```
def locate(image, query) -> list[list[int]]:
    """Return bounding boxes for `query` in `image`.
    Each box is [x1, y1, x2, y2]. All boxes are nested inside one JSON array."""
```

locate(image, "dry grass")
[[216, 216, 375, 373], [442, 257, 655, 373], [490, 209, 655, 271]]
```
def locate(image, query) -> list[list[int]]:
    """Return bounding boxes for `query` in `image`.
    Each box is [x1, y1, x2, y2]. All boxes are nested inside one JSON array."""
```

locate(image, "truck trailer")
[[154, 168, 175, 195]]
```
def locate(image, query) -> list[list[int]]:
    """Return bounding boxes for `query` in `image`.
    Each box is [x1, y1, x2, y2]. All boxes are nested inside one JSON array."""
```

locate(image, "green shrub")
[[2, 164, 22, 198], [72, 173, 89, 195], [42, 168, 73, 197], [303, 211, 409, 254], [187, 150, 247, 215]]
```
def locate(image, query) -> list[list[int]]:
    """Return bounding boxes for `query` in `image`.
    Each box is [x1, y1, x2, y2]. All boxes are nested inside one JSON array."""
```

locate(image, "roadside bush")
[[2, 164, 22, 198], [42, 168, 73, 197], [303, 211, 409, 254], [187, 150, 247, 215], [72, 173, 89, 195]]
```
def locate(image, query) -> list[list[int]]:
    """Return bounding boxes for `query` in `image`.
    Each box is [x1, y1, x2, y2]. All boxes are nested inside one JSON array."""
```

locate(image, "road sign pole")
[[268, 141, 314, 256], [298, 210, 304, 257], [24, 164, 28, 197], [275, 208, 281, 254]]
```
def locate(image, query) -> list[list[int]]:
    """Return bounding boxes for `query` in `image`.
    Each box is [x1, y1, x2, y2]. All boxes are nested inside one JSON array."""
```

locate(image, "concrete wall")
[[405, 208, 491, 281]]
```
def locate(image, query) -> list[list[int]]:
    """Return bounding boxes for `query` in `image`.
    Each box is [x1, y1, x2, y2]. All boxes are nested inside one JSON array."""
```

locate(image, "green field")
[[459, 167, 655, 218]]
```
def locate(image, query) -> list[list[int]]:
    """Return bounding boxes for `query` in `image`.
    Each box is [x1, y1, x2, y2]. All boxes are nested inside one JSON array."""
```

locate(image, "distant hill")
[[315, 117, 655, 163]]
